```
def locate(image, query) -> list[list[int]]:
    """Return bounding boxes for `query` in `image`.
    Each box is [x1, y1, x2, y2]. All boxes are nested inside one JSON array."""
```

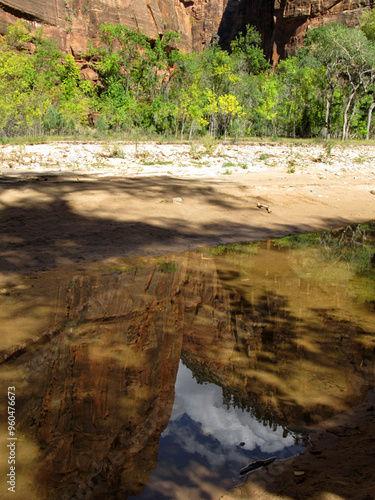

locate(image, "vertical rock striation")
[[0, 0, 225, 55], [0, 1, 371, 59], [6, 262, 186, 499]]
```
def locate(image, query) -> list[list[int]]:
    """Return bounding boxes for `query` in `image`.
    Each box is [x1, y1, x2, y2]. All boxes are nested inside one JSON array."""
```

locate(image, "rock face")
[[0, 0, 371, 59], [218, 0, 372, 63], [0, 0, 224, 55]]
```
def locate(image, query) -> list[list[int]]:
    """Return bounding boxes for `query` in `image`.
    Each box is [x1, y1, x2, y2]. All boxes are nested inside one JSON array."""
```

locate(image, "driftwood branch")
[[257, 202, 272, 213], [240, 456, 276, 475]]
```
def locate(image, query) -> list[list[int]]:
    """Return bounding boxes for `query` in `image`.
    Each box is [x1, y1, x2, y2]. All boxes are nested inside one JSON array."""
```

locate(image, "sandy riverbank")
[[0, 141, 374, 275]]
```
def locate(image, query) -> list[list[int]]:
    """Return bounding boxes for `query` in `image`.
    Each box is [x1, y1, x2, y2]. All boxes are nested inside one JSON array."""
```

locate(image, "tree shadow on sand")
[[0, 173, 361, 274]]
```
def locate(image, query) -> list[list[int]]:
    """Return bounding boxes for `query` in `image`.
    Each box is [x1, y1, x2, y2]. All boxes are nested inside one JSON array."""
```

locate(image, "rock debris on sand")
[[1, 142, 375, 179]]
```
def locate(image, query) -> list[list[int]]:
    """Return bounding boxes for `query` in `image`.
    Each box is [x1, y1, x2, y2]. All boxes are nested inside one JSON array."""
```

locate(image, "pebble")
[[2, 143, 375, 182]]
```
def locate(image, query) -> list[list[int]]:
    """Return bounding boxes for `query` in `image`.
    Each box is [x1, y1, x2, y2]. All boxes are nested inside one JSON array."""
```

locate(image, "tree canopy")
[[1, 15, 375, 140]]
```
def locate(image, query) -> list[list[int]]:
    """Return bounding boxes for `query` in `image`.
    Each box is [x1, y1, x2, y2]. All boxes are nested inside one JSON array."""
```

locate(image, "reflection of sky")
[[162, 362, 297, 468], [132, 362, 304, 499]]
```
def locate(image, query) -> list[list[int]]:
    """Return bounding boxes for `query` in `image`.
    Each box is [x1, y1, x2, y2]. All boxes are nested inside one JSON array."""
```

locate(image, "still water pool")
[[0, 223, 374, 499], [130, 362, 304, 500]]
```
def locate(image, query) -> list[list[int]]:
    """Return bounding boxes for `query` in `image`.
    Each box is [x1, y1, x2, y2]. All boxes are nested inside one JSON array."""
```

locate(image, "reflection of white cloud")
[[163, 362, 295, 466], [166, 421, 242, 468]]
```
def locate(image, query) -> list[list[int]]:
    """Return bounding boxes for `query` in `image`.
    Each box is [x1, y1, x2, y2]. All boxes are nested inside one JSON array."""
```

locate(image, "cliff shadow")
[[218, 0, 275, 57]]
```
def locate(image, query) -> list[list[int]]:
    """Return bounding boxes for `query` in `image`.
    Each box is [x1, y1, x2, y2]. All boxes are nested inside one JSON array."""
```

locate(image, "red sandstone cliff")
[[0, 0, 224, 55], [0, 1, 372, 60]]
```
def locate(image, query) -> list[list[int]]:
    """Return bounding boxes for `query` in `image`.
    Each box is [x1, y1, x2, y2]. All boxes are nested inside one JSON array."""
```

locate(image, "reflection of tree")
[[1, 226, 375, 499], [182, 232, 375, 429], [274, 223, 375, 271], [319, 223, 373, 267], [273, 223, 375, 302]]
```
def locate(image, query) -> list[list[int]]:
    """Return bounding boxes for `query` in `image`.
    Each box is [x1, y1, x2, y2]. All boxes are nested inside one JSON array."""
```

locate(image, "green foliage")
[[42, 108, 76, 135], [2, 20, 375, 140], [95, 115, 109, 132], [4, 20, 32, 50], [300, 23, 375, 140], [277, 57, 319, 137], [43, 106, 63, 134], [201, 242, 260, 257], [159, 260, 178, 273], [272, 233, 321, 248], [0, 22, 90, 136], [361, 9, 375, 41], [230, 25, 269, 75]]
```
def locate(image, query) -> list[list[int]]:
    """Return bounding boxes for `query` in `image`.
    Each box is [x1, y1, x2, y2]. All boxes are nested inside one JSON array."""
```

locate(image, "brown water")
[[0, 224, 374, 500]]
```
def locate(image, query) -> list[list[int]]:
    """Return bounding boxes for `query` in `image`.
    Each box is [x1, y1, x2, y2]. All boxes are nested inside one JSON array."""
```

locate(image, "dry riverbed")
[[0, 140, 375, 500]]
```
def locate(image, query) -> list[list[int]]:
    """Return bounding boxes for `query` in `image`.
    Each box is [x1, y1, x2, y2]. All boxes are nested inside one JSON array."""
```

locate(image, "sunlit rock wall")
[[0, 0, 223, 55], [0, 1, 371, 60]]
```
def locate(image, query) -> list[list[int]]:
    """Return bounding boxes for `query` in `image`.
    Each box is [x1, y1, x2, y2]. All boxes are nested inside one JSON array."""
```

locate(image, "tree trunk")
[[342, 91, 355, 141], [324, 98, 331, 139], [135, 81, 141, 99], [188, 121, 194, 140], [366, 101, 375, 141], [346, 100, 358, 140], [180, 118, 185, 141]]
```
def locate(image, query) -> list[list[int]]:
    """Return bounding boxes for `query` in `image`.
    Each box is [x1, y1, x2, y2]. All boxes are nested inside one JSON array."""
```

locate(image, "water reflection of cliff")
[[0, 225, 374, 499], [1, 262, 187, 499]]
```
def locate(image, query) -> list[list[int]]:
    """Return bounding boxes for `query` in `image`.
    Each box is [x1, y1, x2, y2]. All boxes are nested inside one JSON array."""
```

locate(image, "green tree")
[[302, 23, 375, 140], [230, 25, 269, 75], [257, 74, 279, 137], [303, 24, 346, 138], [277, 57, 319, 137], [361, 9, 375, 139], [217, 93, 243, 139]]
